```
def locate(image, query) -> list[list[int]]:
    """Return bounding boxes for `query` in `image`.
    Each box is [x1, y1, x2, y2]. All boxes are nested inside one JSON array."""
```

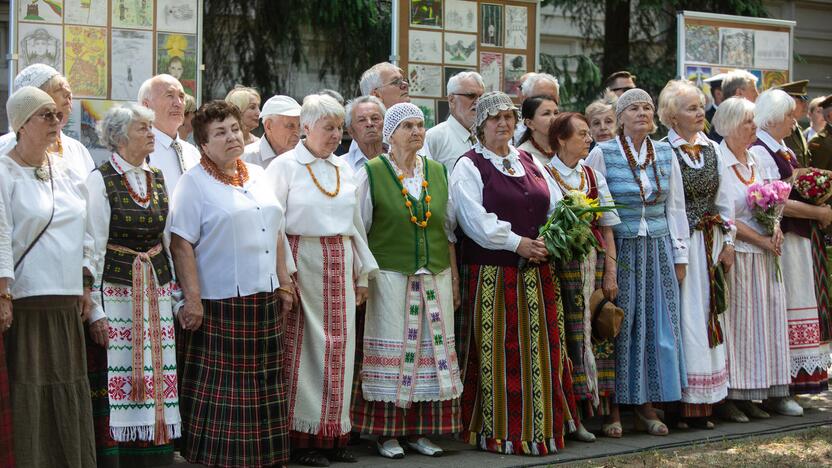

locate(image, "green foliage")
[[202, 0, 391, 99], [539, 53, 602, 112]]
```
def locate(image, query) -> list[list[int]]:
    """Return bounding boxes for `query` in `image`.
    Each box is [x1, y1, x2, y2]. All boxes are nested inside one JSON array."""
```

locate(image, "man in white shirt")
[[425, 71, 483, 171], [139, 74, 200, 192], [342, 96, 385, 172], [513, 73, 560, 144], [242, 95, 301, 169]]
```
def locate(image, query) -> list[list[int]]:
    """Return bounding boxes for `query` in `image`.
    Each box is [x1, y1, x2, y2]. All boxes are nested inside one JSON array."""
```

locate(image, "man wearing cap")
[[0, 63, 95, 181], [777, 80, 812, 167], [140, 74, 200, 192], [242, 95, 301, 169], [809, 96, 832, 171], [806, 96, 828, 141]]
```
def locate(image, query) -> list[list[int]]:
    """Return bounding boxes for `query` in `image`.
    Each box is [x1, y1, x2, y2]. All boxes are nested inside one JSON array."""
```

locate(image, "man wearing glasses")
[[425, 71, 484, 171], [359, 62, 412, 108], [605, 71, 637, 97]]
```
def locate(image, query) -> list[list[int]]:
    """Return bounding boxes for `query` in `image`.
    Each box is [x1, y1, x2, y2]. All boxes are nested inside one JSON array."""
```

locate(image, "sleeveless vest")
[[99, 161, 173, 286], [672, 143, 720, 233], [458, 149, 550, 266], [754, 138, 811, 239], [366, 155, 451, 275], [599, 138, 672, 238]]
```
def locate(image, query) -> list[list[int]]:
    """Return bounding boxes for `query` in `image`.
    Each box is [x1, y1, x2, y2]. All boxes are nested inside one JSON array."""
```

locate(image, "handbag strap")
[[14, 158, 56, 272]]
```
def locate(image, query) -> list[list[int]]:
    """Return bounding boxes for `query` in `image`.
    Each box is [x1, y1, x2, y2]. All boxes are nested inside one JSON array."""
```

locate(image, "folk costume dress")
[[170, 159, 291, 467], [351, 154, 463, 437], [545, 155, 621, 416], [717, 141, 791, 400], [266, 140, 379, 449], [665, 130, 733, 417], [84, 154, 182, 466], [751, 131, 831, 394], [0, 155, 96, 467], [585, 135, 689, 405], [452, 143, 579, 455]]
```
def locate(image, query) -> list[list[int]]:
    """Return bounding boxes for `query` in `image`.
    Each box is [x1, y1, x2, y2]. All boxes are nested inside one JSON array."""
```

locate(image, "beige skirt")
[[6, 295, 96, 467]]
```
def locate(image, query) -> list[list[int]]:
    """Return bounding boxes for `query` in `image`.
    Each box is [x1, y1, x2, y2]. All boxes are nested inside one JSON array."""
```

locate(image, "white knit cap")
[[14, 64, 61, 90], [615, 88, 654, 118], [7, 86, 56, 133], [475, 91, 520, 129], [382, 102, 424, 144]]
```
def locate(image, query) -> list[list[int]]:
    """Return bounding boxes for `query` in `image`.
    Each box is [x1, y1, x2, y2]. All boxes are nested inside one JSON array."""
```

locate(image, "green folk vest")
[[366, 156, 450, 275], [99, 161, 173, 287]]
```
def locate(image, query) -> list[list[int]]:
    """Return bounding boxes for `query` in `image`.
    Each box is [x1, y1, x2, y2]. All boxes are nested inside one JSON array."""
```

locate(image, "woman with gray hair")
[[585, 88, 689, 436], [451, 91, 579, 455], [266, 94, 378, 466], [711, 97, 790, 423], [84, 103, 182, 465], [749, 89, 832, 411]]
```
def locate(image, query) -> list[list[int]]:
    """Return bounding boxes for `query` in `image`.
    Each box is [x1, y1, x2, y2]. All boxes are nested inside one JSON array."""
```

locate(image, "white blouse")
[[585, 135, 690, 263], [0, 155, 91, 299], [0, 193, 12, 281], [752, 129, 793, 180], [170, 162, 287, 300], [718, 140, 777, 254], [264, 140, 378, 284], [546, 155, 621, 227], [449, 142, 563, 253], [0, 131, 94, 182]]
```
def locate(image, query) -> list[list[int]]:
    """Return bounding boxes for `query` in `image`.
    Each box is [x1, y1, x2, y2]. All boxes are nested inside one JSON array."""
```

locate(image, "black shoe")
[[292, 449, 330, 467], [328, 447, 358, 463]]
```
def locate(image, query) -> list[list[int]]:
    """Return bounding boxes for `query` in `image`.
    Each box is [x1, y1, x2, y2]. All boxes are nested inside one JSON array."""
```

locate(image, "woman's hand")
[[89, 318, 109, 347], [355, 286, 369, 306], [817, 205, 832, 228], [717, 244, 735, 272], [674, 264, 687, 283], [516, 237, 548, 261], [277, 288, 295, 316], [452, 275, 461, 310], [80, 287, 94, 322], [602, 269, 618, 302], [178, 298, 204, 331], [0, 297, 11, 332]]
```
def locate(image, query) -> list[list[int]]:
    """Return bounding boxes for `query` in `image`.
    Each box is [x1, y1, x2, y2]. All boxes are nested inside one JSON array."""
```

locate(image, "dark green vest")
[[99, 161, 173, 287], [366, 156, 450, 275]]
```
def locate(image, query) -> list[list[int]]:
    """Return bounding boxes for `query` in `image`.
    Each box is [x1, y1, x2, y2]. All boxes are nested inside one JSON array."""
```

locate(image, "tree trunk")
[[602, 0, 631, 78]]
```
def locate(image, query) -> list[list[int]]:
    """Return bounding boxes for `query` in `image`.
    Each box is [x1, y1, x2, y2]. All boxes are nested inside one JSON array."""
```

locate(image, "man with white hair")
[[242, 95, 302, 169], [140, 74, 200, 191], [0, 63, 94, 180], [360, 62, 411, 108], [721, 69, 759, 103], [425, 71, 484, 171], [342, 96, 386, 172], [514, 72, 560, 143]]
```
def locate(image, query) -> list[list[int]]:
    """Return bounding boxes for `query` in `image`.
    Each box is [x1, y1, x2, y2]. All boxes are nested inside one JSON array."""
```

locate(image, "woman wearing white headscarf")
[[353, 103, 462, 459]]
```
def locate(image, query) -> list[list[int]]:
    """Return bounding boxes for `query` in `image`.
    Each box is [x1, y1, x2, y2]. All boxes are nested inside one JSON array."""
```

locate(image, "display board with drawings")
[[677, 11, 795, 104], [11, 0, 202, 163], [398, 0, 538, 129]]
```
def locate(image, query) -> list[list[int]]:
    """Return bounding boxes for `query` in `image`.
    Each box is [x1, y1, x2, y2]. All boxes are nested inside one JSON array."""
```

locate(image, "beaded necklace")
[[620, 134, 662, 205], [201, 156, 249, 187], [547, 164, 586, 193], [732, 162, 755, 186], [386, 155, 431, 228], [306, 162, 340, 197], [111, 154, 152, 204], [530, 136, 555, 159]]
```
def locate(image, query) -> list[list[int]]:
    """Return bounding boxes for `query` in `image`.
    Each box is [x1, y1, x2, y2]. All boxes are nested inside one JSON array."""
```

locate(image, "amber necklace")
[[111, 154, 152, 204], [732, 162, 756, 186], [306, 162, 340, 197], [620, 134, 662, 205], [201, 156, 249, 187], [387, 154, 431, 228], [548, 164, 586, 193], [530, 136, 555, 158]]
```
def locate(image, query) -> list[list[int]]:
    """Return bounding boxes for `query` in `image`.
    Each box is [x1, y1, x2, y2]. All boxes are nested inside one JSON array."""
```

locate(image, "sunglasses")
[[452, 93, 482, 100], [34, 110, 64, 122], [385, 78, 409, 90]]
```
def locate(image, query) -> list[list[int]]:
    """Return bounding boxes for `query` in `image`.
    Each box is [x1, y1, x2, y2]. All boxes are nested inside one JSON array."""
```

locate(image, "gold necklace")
[[306, 163, 340, 197], [548, 165, 586, 192]]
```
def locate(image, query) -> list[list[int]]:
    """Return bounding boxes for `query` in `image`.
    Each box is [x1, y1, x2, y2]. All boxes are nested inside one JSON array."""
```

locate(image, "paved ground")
[[171, 391, 831, 467]]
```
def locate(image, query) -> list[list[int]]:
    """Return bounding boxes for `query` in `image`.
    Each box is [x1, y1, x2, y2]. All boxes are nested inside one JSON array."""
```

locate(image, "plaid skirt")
[[178, 292, 289, 467], [0, 332, 13, 467]]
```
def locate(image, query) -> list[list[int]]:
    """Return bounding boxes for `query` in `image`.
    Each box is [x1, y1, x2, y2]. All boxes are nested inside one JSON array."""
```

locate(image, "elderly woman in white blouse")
[[0, 86, 95, 466], [85, 103, 181, 465], [585, 88, 689, 436], [170, 100, 294, 467], [656, 80, 735, 429], [266, 94, 378, 467], [711, 97, 790, 423]]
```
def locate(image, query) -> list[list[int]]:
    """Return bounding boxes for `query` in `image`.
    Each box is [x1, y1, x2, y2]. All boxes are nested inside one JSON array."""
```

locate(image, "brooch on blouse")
[[34, 165, 51, 182], [501, 158, 516, 175]]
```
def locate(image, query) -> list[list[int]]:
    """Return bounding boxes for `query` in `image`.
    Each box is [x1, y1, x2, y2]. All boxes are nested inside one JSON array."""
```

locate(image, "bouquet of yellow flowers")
[[538, 190, 619, 265]]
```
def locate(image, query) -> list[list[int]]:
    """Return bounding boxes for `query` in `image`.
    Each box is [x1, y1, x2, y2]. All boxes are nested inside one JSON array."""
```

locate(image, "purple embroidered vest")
[[754, 138, 811, 238], [458, 148, 551, 266]]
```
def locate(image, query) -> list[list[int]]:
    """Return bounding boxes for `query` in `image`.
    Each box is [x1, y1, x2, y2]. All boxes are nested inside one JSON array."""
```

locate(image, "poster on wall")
[[19, 0, 64, 23], [479, 51, 502, 93], [504, 5, 527, 49], [684, 24, 718, 64], [111, 29, 153, 100], [17, 22, 63, 72], [719, 28, 754, 67], [65, 0, 108, 26], [409, 29, 443, 63], [444, 0, 476, 33], [480, 3, 503, 47], [411, 0, 442, 28], [112, 0, 154, 30], [157, 33, 198, 97], [65, 25, 108, 97], [157, 0, 199, 34], [410, 98, 436, 128], [408, 64, 442, 97], [504, 53, 526, 96], [753, 30, 789, 70], [443, 33, 477, 67]]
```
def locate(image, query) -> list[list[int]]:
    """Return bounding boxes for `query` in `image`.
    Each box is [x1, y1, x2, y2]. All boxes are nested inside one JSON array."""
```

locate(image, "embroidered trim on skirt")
[[6, 296, 96, 467], [0, 333, 14, 467], [614, 235, 686, 404], [724, 251, 791, 400], [459, 263, 579, 456], [178, 292, 289, 467]]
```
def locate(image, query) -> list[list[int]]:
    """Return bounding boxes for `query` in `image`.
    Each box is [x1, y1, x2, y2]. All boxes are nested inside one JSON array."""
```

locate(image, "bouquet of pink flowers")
[[746, 180, 791, 279]]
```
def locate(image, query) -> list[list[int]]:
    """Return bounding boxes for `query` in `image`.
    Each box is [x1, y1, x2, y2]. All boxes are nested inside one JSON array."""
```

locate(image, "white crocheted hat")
[[14, 64, 60, 90], [7, 86, 56, 133], [475, 91, 520, 129], [382, 102, 424, 144]]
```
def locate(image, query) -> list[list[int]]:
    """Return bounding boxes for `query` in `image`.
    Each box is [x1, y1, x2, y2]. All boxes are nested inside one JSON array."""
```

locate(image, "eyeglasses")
[[452, 93, 482, 100], [34, 110, 64, 122], [385, 78, 409, 90], [610, 86, 636, 93]]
